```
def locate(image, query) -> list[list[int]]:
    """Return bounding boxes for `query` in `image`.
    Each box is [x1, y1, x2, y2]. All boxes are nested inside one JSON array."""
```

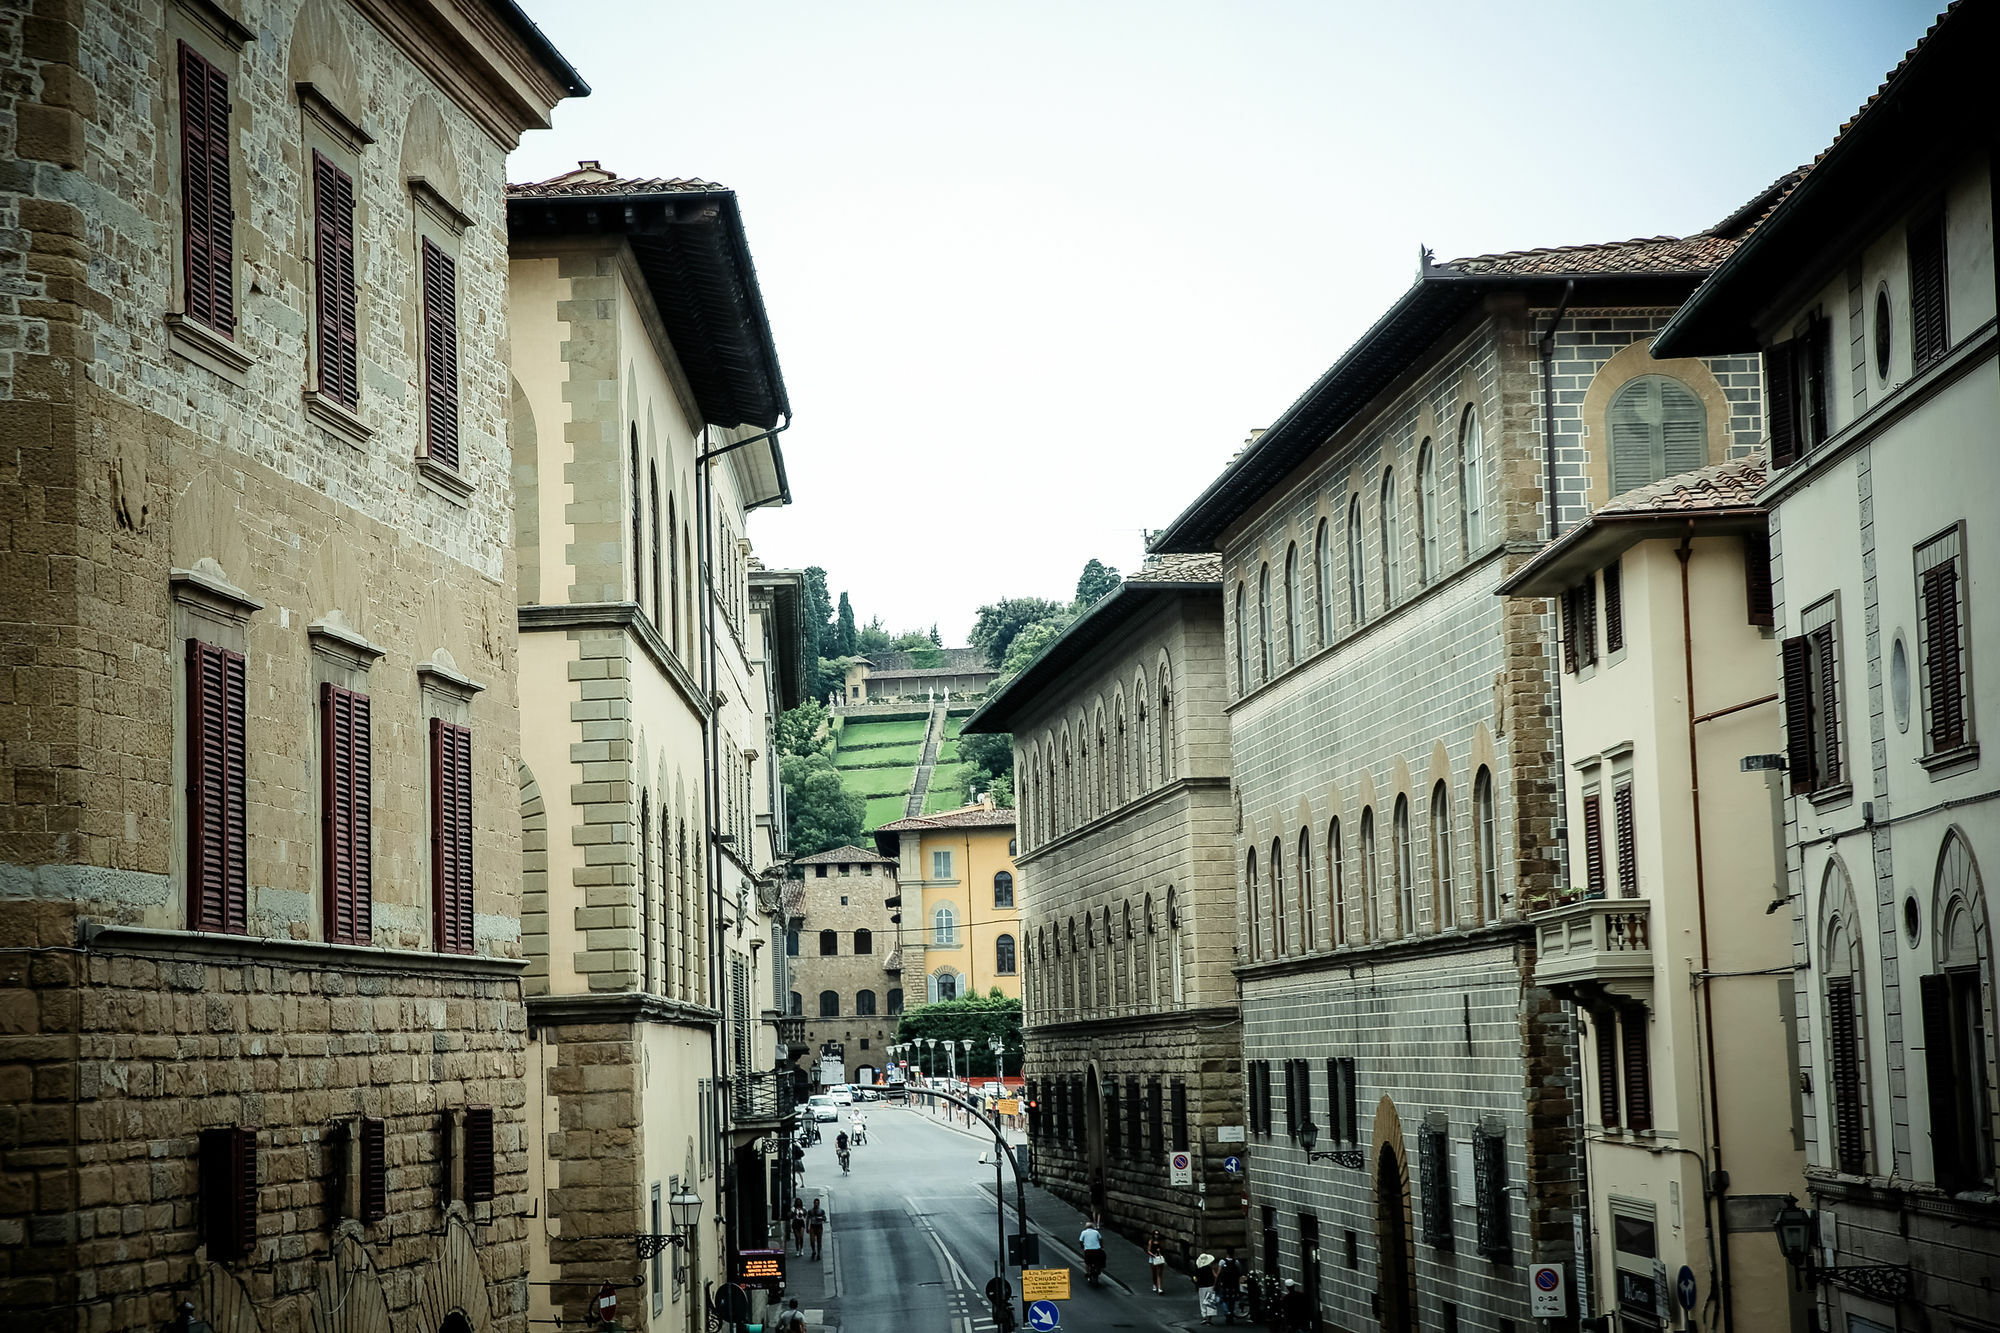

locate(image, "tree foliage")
[[970, 597, 1069, 669], [958, 729, 1015, 797], [1074, 558, 1121, 607], [1000, 616, 1069, 676], [895, 992, 1023, 1077], [835, 592, 857, 657], [782, 753, 865, 856], [775, 699, 833, 759]]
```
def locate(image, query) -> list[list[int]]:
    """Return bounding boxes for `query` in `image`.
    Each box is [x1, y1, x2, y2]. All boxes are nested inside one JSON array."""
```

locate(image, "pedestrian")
[[789, 1201, 806, 1256], [1215, 1249, 1243, 1323], [1279, 1278, 1312, 1333], [774, 1298, 807, 1333], [807, 1198, 827, 1261], [1193, 1252, 1218, 1324], [1088, 1168, 1107, 1226], [1146, 1230, 1167, 1293]]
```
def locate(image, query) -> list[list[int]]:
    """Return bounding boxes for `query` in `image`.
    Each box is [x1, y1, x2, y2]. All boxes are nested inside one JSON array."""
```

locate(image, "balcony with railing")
[[732, 1071, 793, 1126], [778, 1016, 806, 1047], [1532, 897, 1655, 1004]]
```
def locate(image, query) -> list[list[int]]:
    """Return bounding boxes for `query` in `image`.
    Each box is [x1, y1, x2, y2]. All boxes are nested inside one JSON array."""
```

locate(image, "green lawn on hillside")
[[943, 716, 967, 738], [840, 766, 918, 799], [923, 785, 969, 814], [840, 718, 930, 745], [834, 742, 925, 768], [864, 794, 912, 829], [934, 740, 961, 764]]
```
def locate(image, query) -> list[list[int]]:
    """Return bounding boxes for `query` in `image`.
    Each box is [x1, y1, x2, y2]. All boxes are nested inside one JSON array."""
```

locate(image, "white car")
[[830, 1088, 854, 1106], [807, 1095, 839, 1123]]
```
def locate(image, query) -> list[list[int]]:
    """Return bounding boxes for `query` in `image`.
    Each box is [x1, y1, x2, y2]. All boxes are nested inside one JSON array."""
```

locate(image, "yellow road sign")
[[995, 1098, 1020, 1115], [1021, 1268, 1071, 1301]]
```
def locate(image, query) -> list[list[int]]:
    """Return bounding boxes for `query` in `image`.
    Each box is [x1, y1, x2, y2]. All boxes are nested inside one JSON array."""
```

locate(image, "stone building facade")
[[1151, 217, 1778, 1331], [873, 806, 1022, 1007], [0, 2, 580, 1330], [506, 164, 802, 1332], [964, 553, 1243, 1262], [783, 846, 902, 1084], [842, 648, 999, 705], [1656, 9, 2000, 1326]]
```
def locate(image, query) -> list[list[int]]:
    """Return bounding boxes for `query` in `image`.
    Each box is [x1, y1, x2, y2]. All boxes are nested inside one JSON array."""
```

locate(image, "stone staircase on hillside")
[[903, 703, 948, 817]]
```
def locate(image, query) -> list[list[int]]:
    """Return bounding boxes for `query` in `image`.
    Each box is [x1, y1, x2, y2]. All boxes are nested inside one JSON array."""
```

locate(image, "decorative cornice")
[[348, 0, 578, 149], [297, 81, 374, 150], [170, 560, 262, 623], [526, 990, 721, 1029], [1025, 1003, 1241, 1037], [80, 922, 527, 978], [1235, 919, 1535, 981], [517, 601, 710, 718]]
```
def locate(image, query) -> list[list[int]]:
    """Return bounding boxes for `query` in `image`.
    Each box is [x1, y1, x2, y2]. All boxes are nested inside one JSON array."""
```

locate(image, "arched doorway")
[[1375, 1142, 1415, 1333], [440, 1314, 474, 1333], [1084, 1066, 1106, 1196]]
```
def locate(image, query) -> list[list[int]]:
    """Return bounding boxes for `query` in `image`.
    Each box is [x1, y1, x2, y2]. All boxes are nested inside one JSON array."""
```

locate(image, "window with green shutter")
[[1608, 375, 1706, 496]]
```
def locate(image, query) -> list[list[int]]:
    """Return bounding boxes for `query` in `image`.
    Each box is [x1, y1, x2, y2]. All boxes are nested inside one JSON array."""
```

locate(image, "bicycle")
[[838, 1148, 851, 1175]]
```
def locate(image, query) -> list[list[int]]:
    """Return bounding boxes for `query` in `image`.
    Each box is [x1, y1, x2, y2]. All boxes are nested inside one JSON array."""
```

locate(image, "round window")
[[1890, 634, 1911, 734], [1904, 895, 1922, 946], [1874, 286, 1892, 379]]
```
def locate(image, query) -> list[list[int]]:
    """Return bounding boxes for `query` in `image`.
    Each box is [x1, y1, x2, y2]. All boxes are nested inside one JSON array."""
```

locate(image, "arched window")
[[1394, 795, 1414, 934], [854, 928, 873, 955], [888, 987, 904, 1014], [856, 989, 877, 1016], [994, 871, 1015, 907], [1257, 563, 1273, 682], [1930, 834, 1992, 1190], [1380, 468, 1401, 606], [668, 495, 679, 653], [818, 990, 840, 1018], [1474, 767, 1498, 920], [639, 793, 652, 991], [629, 430, 644, 606], [818, 929, 838, 956], [929, 971, 961, 1003], [1234, 583, 1248, 693], [1459, 406, 1486, 554], [648, 463, 662, 626], [1609, 375, 1706, 495], [1417, 440, 1438, 583], [1298, 827, 1315, 952], [1431, 781, 1456, 931], [1159, 681, 1175, 782], [1315, 517, 1333, 647], [1328, 817, 1345, 947], [789, 991, 802, 1015], [1823, 894, 1868, 1176], [1361, 807, 1379, 938], [933, 905, 958, 947], [1245, 848, 1260, 958], [1284, 543, 1301, 668], [996, 933, 1017, 975], [786, 929, 799, 956], [1270, 837, 1286, 957], [1136, 684, 1152, 794], [1346, 495, 1367, 627]]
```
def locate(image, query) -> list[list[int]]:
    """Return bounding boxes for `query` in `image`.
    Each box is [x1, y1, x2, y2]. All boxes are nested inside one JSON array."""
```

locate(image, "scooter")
[[1083, 1248, 1106, 1287]]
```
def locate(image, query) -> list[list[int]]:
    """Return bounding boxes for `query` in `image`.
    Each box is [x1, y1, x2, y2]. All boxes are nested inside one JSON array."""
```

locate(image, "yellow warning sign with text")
[[995, 1098, 1020, 1116], [1021, 1268, 1071, 1301]]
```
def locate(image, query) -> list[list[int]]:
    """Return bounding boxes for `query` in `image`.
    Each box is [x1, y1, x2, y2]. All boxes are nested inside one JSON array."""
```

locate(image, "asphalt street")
[[791, 1105, 1197, 1333]]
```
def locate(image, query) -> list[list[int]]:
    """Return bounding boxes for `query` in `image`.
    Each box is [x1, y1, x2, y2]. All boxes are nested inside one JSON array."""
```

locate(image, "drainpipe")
[[697, 414, 792, 1262], [1677, 526, 1734, 1333]]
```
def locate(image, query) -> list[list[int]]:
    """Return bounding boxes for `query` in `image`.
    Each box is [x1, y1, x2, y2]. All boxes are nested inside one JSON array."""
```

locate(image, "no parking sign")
[[1169, 1151, 1193, 1186], [1529, 1263, 1566, 1317]]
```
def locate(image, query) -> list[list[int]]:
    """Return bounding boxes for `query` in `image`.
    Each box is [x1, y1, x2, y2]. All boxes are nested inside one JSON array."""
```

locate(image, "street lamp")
[[635, 1186, 707, 1285], [1771, 1193, 1910, 1302], [1296, 1120, 1364, 1168]]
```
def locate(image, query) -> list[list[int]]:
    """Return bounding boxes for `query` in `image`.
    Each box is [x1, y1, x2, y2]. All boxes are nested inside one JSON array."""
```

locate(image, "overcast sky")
[[507, 1, 1938, 645]]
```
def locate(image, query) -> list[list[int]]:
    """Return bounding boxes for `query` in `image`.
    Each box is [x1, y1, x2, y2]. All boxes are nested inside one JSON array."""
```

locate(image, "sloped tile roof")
[[791, 844, 897, 867], [1128, 552, 1223, 585], [508, 162, 726, 197], [874, 807, 1016, 833], [1442, 232, 1739, 279], [1595, 453, 1767, 517]]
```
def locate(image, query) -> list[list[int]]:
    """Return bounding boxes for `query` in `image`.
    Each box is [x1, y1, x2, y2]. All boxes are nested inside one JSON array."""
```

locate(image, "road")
[[794, 1104, 1193, 1333]]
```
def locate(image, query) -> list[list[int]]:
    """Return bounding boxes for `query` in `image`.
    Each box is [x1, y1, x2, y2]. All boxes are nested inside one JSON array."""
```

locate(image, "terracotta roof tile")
[[1129, 552, 1222, 585], [1441, 232, 1739, 279], [790, 844, 897, 867], [508, 161, 726, 198], [1595, 452, 1768, 517], [874, 807, 1016, 833]]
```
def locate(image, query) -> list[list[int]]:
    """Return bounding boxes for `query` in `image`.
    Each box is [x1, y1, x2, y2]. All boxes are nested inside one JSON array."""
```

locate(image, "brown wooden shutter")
[[1826, 979, 1866, 1174], [421, 239, 460, 469], [431, 719, 475, 953], [1561, 590, 1579, 673], [201, 1125, 257, 1259], [187, 640, 248, 933], [464, 1105, 495, 1202], [1919, 974, 1966, 1191], [177, 42, 234, 335], [322, 684, 373, 944], [1812, 626, 1841, 786], [1782, 636, 1816, 792], [312, 151, 359, 407], [1923, 562, 1965, 750], [1582, 793, 1605, 895], [1909, 211, 1949, 369], [359, 1115, 387, 1223], [1743, 536, 1774, 627], [1594, 1012, 1621, 1129], [1603, 561, 1624, 653], [1613, 784, 1637, 896], [1805, 318, 1831, 447], [1622, 1010, 1653, 1132], [1765, 340, 1799, 468], [1577, 578, 1598, 668]]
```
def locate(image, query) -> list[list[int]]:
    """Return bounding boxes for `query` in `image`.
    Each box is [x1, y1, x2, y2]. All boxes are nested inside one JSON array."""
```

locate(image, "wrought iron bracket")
[[633, 1232, 688, 1260], [1306, 1149, 1365, 1168], [1812, 1263, 1912, 1303]]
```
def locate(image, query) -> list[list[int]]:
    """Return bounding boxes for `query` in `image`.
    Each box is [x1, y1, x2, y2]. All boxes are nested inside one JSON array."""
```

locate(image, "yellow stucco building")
[[874, 805, 1022, 1004]]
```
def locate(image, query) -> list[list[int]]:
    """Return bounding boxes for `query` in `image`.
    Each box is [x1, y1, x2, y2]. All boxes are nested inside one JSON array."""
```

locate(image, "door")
[[1375, 1143, 1415, 1333]]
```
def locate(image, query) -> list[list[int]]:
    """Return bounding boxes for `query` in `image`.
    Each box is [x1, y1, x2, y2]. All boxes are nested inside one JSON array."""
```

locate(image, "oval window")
[[1889, 634, 1911, 734], [1874, 287, 1892, 379]]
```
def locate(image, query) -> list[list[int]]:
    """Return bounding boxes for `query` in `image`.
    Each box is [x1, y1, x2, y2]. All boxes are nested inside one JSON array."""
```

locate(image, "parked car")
[[830, 1088, 854, 1106], [807, 1095, 839, 1123]]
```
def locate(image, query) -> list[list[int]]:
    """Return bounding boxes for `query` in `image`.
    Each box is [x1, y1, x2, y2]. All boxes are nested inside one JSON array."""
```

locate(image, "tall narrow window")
[[1269, 838, 1286, 957], [995, 934, 1017, 975], [322, 684, 373, 945], [1926, 843, 1994, 1192], [430, 719, 474, 954], [1622, 1008, 1653, 1132], [1593, 1010, 1621, 1129], [1360, 808, 1379, 939], [933, 906, 957, 947], [1328, 818, 1345, 947], [187, 640, 248, 934], [1783, 607, 1844, 794], [1603, 560, 1625, 652], [1744, 536, 1774, 628], [1917, 527, 1970, 754], [178, 42, 235, 336], [1458, 407, 1485, 554], [1767, 318, 1833, 468], [994, 871, 1015, 907], [311, 152, 357, 406], [1613, 781, 1637, 897], [1347, 495, 1367, 627], [199, 1125, 257, 1259], [1608, 376, 1706, 495], [1582, 790, 1606, 895], [1298, 827, 1315, 952], [649, 465, 663, 626], [421, 239, 460, 469], [1246, 849, 1260, 958], [1380, 468, 1401, 606], [1258, 563, 1273, 682], [1908, 209, 1949, 370], [1474, 767, 1498, 921], [1284, 543, 1301, 667], [1417, 440, 1439, 583], [1393, 795, 1414, 934], [1234, 583, 1248, 693], [668, 497, 681, 651], [629, 436, 644, 608], [1315, 518, 1333, 646], [1430, 782, 1455, 929], [1825, 951, 1867, 1176]]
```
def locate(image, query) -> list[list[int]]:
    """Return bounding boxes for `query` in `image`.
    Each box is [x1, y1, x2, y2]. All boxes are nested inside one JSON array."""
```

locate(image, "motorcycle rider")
[[1079, 1221, 1106, 1284]]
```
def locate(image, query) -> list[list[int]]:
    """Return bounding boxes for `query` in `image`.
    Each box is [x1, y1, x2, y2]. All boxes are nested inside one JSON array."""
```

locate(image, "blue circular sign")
[[1027, 1299, 1061, 1331], [1223, 1155, 1242, 1174], [1677, 1265, 1697, 1311]]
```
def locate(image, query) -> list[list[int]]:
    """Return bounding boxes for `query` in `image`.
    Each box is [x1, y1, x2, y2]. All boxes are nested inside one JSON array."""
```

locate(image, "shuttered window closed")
[[1608, 376, 1705, 495], [1613, 784, 1637, 897], [431, 719, 474, 953], [1908, 211, 1949, 369], [1766, 340, 1800, 468], [1562, 587, 1580, 674], [1582, 793, 1605, 896], [1172, 1077, 1190, 1151], [178, 42, 234, 335], [188, 640, 248, 933], [359, 1115, 387, 1223], [1918, 541, 1967, 752], [1595, 1011, 1621, 1129], [311, 151, 358, 407], [1603, 561, 1624, 653], [1420, 1124, 1452, 1247], [200, 1125, 257, 1259], [1744, 536, 1775, 627], [322, 684, 373, 945], [1782, 636, 1816, 790], [1826, 980, 1866, 1175], [464, 1105, 495, 1202], [421, 239, 460, 469], [1622, 1011, 1653, 1132]]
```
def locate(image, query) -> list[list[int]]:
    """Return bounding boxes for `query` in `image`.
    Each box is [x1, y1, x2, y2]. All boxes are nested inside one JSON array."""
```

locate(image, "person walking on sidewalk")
[[1146, 1230, 1167, 1293], [1193, 1253, 1219, 1324], [1214, 1249, 1244, 1324], [774, 1298, 806, 1333], [807, 1199, 827, 1261], [789, 1201, 806, 1256]]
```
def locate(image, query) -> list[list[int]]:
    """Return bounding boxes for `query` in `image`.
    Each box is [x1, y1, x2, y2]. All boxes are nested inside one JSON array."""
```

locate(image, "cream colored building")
[[874, 806, 1023, 1006], [1501, 457, 1806, 1332], [507, 164, 802, 1332]]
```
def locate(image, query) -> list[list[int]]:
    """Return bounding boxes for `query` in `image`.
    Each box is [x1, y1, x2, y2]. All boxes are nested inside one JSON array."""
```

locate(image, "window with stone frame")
[[430, 718, 474, 954], [1258, 562, 1274, 682], [1327, 818, 1345, 946], [1474, 767, 1499, 920], [1430, 782, 1455, 929], [187, 639, 249, 934], [1765, 314, 1833, 469], [1380, 466, 1402, 606], [1824, 910, 1869, 1176], [177, 40, 237, 338], [1393, 795, 1414, 935], [1284, 543, 1301, 667], [1347, 494, 1367, 627], [1472, 1124, 1510, 1260], [1171, 1077, 1190, 1151], [1607, 375, 1705, 496], [1783, 597, 1846, 797], [1315, 517, 1334, 647], [1907, 207, 1950, 370], [1923, 835, 1993, 1192], [321, 683, 373, 945], [1234, 582, 1248, 694], [1915, 524, 1974, 760], [1417, 439, 1439, 583], [1458, 405, 1486, 554], [1419, 1119, 1453, 1248]]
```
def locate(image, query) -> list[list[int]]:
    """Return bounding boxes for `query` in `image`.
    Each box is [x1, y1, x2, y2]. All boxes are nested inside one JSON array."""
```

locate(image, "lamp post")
[[1771, 1193, 1911, 1303], [1297, 1120, 1364, 1169], [634, 1185, 706, 1287]]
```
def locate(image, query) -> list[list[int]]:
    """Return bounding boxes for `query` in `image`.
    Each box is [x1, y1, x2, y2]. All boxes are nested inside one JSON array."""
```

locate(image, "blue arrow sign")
[[1677, 1265, 1697, 1311], [1027, 1299, 1061, 1331], [1223, 1155, 1242, 1174]]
